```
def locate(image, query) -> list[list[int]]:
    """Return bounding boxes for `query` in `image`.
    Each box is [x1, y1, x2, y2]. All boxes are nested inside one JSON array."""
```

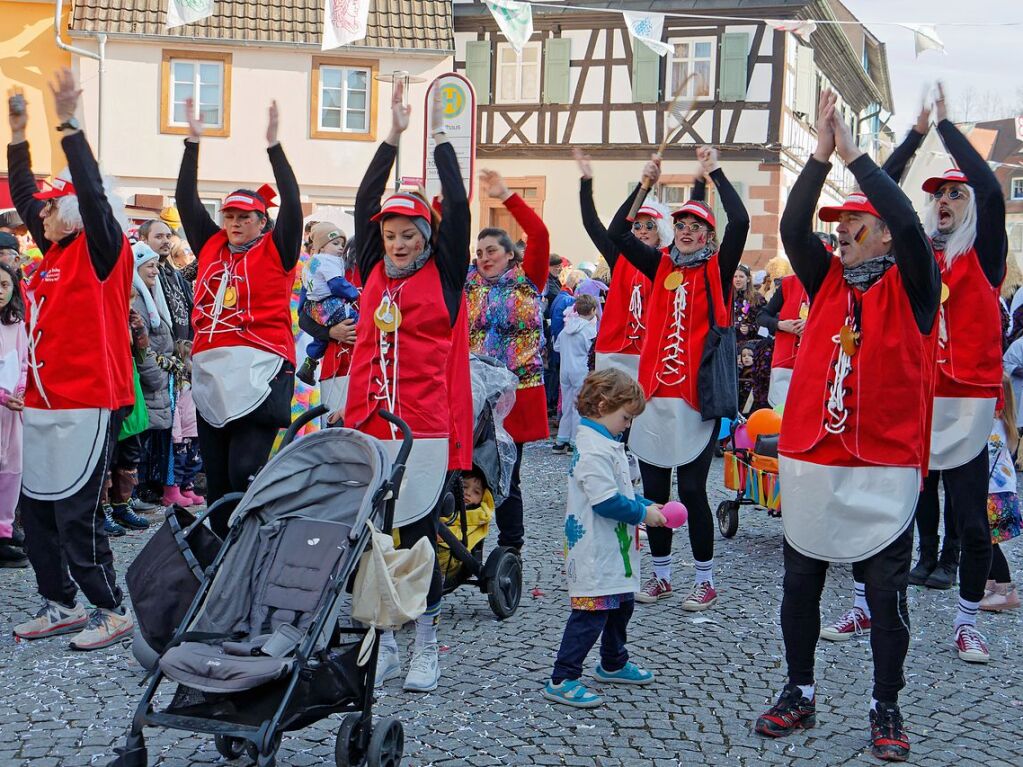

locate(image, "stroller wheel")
[[485, 547, 522, 620], [366, 718, 404, 767], [213, 735, 247, 760], [716, 500, 740, 539], [335, 712, 369, 767]]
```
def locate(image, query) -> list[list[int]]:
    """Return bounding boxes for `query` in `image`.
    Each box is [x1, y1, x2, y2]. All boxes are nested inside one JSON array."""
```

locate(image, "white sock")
[[954, 597, 980, 630], [798, 684, 815, 700], [380, 630, 398, 654], [694, 558, 714, 587], [651, 555, 672, 582], [415, 604, 440, 647], [870, 697, 880, 714], [854, 581, 871, 618]]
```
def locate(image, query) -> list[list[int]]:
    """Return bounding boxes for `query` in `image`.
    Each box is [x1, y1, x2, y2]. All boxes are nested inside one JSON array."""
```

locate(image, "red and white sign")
[[423, 73, 477, 202]]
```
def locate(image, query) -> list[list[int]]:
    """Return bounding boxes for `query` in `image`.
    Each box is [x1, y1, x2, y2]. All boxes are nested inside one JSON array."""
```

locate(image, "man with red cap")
[[754, 91, 940, 762], [175, 97, 303, 536], [7, 72, 136, 650]]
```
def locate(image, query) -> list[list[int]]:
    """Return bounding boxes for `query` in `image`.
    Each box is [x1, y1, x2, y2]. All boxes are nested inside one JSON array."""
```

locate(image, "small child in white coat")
[[543, 369, 667, 708], [552, 294, 598, 453]]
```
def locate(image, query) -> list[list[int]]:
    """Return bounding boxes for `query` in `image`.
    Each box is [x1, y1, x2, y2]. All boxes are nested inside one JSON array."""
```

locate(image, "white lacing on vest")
[[937, 304, 948, 365], [25, 292, 50, 408], [656, 281, 688, 387], [626, 281, 645, 343], [370, 289, 402, 438], [196, 268, 244, 339], [825, 312, 856, 435]]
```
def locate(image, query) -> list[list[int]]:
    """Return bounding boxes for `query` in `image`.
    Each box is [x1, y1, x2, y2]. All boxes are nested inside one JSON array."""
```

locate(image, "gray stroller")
[[107, 408, 413, 767]]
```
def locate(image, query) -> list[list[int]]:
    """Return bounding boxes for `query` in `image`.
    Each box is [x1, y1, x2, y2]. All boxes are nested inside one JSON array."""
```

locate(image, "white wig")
[[923, 183, 978, 265], [50, 167, 129, 238], [640, 196, 674, 248]]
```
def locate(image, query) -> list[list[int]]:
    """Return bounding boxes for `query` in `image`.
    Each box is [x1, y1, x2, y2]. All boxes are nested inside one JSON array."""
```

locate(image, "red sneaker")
[[819, 607, 871, 642], [870, 702, 910, 761], [954, 624, 990, 663], [635, 576, 672, 604], [755, 684, 816, 738], [682, 581, 718, 611]]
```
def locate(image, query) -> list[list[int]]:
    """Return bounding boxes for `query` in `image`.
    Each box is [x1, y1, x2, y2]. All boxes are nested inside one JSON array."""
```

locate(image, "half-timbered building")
[[454, 0, 895, 268]]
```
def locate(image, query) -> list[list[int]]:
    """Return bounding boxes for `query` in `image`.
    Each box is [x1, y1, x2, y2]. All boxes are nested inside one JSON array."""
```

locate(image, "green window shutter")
[[712, 181, 743, 227], [465, 40, 492, 106], [719, 32, 750, 101], [794, 44, 815, 116], [631, 40, 660, 103], [543, 37, 572, 104]]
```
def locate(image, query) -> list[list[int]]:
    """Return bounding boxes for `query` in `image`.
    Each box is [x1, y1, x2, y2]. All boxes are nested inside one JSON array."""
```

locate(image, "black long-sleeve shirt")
[[608, 168, 749, 306], [757, 281, 785, 333], [354, 141, 469, 325], [881, 127, 924, 182], [175, 140, 303, 271], [779, 155, 939, 334], [579, 177, 617, 268], [8, 133, 125, 281]]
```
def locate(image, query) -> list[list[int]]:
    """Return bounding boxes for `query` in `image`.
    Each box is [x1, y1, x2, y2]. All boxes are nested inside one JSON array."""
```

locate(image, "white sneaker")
[[69, 607, 134, 651], [14, 599, 88, 640], [403, 642, 440, 692], [375, 644, 401, 687]]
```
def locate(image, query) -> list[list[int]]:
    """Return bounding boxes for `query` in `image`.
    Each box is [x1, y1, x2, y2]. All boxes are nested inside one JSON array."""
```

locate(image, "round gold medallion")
[[374, 302, 402, 333], [664, 271, 684, 291], [839, 324, 860, 357], [799, 305, 809, 320], [940, 282, 950, 304], [223, 285, 237, 308]]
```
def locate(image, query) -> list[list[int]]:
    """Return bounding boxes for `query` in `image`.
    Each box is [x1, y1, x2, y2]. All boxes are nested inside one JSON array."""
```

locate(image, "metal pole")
[[52, 0, 104, 160]]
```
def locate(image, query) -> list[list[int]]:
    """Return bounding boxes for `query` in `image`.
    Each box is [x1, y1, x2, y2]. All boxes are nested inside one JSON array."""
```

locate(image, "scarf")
[[668, 244, 715, 267], [384, 245, 432, 279], [843, 253, 896, 291], [930, 232, 949, 252], [228, 234, 264, 255]]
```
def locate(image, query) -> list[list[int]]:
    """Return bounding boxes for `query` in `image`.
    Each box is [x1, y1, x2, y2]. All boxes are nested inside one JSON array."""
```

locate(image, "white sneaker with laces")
[[375, 644, 401, 687], [69, 607, 134, 651], [403, 642, 440, 692], [14, 599, 88, 640]]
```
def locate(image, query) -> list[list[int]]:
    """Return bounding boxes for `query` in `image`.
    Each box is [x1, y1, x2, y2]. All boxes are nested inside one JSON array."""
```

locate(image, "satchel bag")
[[697, 268, 738, 421]]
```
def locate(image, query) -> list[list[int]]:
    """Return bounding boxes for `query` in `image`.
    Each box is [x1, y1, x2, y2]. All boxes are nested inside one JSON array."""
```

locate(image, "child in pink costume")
[[0, 261, 28, 562]]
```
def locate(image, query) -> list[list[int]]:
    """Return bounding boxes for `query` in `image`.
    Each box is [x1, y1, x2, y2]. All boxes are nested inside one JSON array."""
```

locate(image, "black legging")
[[639, 423, 718, 563], [915, 469, 959, 547], [915, 447, 992, 603], [495, 443, 525, 550], [991, 544, 1011, 583]]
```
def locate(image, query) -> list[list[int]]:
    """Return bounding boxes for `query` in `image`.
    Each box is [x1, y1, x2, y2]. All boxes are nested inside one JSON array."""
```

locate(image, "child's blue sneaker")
[[542, 679, 602, 708], [594, 661, 654, 685]]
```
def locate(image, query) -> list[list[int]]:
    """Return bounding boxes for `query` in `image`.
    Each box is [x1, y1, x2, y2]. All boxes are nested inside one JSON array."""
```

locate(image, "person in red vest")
[[342, 83, 471, 694], [7, 71, 136, 650], [754, 91, 940, 762], [175, 97, 303, 537], [821, 86, 1007, 664], [756, 273, 810, 407], [608, 145, 749, 611]]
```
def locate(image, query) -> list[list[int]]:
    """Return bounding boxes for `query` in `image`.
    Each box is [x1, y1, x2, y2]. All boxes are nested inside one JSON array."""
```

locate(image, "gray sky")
[[841, 1, 1023, 131]]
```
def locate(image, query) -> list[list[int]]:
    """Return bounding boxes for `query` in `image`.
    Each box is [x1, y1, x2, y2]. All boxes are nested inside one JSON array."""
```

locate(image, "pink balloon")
[[662, 501, 688, 529], [733, 424, 755, 451]]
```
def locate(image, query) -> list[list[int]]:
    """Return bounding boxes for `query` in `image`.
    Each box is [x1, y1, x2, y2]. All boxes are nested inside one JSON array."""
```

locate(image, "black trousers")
[[915, 447, 992, 602], [781, 527, 913, 703], [639, 423, 718, 563], [551, 597, 634, 683], [197, 364, 295, 537], [990, 544, 1011, 583], [495, 442, 525, 550], [21, 410, 125, 611]]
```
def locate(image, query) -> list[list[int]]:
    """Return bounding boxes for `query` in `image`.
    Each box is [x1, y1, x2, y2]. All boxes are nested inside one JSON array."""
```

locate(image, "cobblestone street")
[[3, 443, 1022, 766]]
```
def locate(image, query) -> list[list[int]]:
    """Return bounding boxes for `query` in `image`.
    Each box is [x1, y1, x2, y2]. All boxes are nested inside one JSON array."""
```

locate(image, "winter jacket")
[[555, 313, 597, 387], [132, 294, 174, 429]]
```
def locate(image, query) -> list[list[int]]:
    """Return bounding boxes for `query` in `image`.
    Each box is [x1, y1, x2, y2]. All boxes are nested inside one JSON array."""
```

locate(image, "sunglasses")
[[931, 187, 966, 202], [41, 200, 58, 215], [674, 221, 707, 233], [632, 221, 657, 231]]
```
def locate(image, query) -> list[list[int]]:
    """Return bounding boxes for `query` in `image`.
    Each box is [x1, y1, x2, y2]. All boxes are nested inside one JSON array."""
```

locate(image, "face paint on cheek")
[[853, 225, 869, 245]]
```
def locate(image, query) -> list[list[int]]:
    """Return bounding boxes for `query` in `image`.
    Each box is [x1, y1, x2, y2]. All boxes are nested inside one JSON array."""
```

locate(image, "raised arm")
[[700, 147, 749, 299], [608, 156, 665, 283], [934, 84, 1006, 286], [882, 105, 929, 183], [6, 87, 48, 255], [479, 168, 549, 289], [265, 102, 303, 272], [780, 92, 838, 298], [574, 149, 618, 267], [175, 100, 220, 255]]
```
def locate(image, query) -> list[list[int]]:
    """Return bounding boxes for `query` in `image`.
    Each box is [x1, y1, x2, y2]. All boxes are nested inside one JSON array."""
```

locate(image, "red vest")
[[24, 233, 133, 410], [320, 267, 362, 381], [934, 245, 1002, 398], [772, 275, 809, 370], [637, 251, 730, 410], [595, 257, 650, 357], [446, 296, 473, 471], [192, 231, 296, 364], [345, 259, 453, 443], [779, 260, 937, 468]]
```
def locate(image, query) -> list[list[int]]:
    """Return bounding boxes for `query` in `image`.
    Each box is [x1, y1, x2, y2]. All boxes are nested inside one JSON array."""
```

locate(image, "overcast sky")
[[841, 0, 1023, 132]]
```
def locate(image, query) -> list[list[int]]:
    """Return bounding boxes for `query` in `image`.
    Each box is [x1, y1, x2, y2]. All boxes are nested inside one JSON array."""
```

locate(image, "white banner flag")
[[766, 19, 817, 43], [322, 0, 370, 50], [903, 24, 946, 57], [485, 0, 533, 54], [167, 0, 214, 29], [623, 10, 672, 57]]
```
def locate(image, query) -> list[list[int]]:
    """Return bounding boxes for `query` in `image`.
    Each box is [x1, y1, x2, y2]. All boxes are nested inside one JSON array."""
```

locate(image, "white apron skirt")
[[594, 352, 640, 380], [768, 368, 793, 409], [320, 374, 350, 416], [628, 396, 715, 468], [929, 396, 996, 471], [385, 437, 449, 528], [779, 456, 920, 563], [22, 407, 110, 501], [192, 346, 283, 428]]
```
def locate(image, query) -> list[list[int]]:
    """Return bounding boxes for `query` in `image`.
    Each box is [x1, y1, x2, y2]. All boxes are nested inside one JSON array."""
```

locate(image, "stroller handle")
[[378, 409, 414, 469], [281, 404, 329, 447]]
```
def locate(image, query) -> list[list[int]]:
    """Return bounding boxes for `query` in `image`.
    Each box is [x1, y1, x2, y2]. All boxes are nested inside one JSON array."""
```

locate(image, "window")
[[657, 183, 696, 208], [496, 42, 541, 104], [161, 50, 231, 137], [201, 199, 221, 222], [1012, 178, 1023, 201], [667, 38, 715, 100], [311, 57, 377, 141]]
